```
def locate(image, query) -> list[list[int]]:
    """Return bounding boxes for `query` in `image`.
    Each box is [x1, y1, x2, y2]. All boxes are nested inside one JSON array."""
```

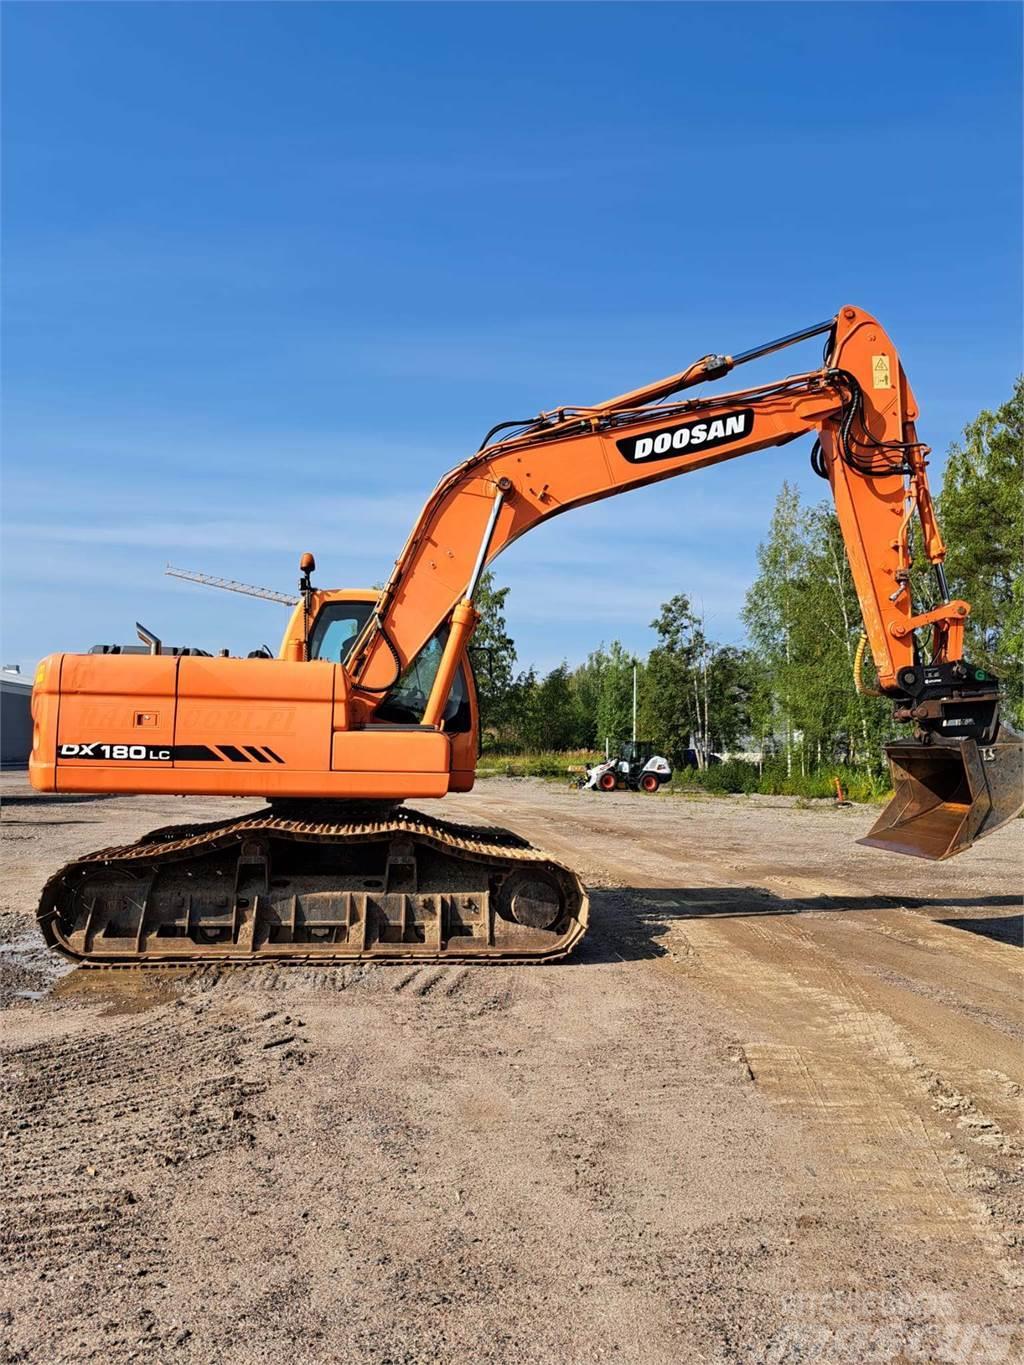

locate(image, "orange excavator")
[[30, 306, 1023, 964]]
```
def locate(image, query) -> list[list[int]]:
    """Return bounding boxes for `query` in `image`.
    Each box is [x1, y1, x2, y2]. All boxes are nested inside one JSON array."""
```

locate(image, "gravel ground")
[[1, 772, 1021, 1364]]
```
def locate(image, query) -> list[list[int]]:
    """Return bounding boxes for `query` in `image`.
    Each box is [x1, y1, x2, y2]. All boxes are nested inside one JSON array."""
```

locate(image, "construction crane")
[[165, 565, 297, 606], [30, 306, 1023, 965]]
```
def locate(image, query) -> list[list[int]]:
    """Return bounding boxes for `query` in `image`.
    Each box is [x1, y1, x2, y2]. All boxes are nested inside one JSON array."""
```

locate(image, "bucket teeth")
[[860, 725, 1024, 861]]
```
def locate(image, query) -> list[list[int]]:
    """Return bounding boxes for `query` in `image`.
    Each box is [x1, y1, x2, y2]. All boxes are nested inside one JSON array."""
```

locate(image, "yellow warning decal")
[[872, 354, 892, 389]]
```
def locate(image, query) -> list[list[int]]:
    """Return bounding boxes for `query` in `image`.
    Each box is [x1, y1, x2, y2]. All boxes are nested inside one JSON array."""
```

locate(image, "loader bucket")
[[860, 726, 1024, 860]]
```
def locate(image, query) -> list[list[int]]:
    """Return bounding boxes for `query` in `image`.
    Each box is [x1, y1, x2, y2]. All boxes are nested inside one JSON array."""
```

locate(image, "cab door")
[[448, 657, 479, 790]]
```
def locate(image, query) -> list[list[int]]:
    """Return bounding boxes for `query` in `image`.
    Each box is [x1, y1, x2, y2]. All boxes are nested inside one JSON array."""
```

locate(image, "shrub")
[[670, 759, 889, 801]]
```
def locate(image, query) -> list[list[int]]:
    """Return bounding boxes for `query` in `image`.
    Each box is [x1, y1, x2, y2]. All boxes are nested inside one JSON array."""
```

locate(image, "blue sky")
[[3, 2, 1021, 676]]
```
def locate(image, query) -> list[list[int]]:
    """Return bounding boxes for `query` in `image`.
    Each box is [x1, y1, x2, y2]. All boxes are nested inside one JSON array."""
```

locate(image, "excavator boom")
[[347, 308, 946, 702], [29, 306, 1023, 964]]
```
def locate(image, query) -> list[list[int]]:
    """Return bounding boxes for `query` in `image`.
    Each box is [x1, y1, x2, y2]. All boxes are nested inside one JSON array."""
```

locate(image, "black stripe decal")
[[173, 745, 221, 762], [217, 745, 250, 763], [55, 742, 289, 764], [55, 742, 286, 764]]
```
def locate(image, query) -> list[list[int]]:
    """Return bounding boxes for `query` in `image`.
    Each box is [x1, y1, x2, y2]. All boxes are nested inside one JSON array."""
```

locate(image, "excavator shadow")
[[939, 914, 1023, 948], [577, 886, 1022, 964]]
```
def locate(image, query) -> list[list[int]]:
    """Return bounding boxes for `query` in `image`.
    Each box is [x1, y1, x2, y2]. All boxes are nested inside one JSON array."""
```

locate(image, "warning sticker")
[[872, 354, 892, 389]]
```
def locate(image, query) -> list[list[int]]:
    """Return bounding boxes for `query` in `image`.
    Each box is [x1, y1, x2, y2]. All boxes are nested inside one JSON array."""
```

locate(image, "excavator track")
[[38, 805, 589, 966]]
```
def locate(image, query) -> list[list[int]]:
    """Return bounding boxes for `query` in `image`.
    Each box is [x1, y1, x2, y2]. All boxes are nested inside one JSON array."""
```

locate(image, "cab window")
[[308, 602, 373, 665], [376, 627, 472, 732]]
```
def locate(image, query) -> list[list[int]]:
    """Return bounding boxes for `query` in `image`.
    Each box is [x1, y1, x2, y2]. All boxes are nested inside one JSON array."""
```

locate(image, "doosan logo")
[[617, 408, 753, 463]]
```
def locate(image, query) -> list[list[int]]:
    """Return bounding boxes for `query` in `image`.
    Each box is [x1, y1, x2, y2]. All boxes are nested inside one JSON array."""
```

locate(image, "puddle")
[[0, 927, 73, 1009], [50, 968, 192, 1017], [0, 932, 56, 957]]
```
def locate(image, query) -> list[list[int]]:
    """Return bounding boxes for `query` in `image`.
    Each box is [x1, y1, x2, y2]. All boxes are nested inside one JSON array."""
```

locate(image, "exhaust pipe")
[[860, 725, 1023, 860]]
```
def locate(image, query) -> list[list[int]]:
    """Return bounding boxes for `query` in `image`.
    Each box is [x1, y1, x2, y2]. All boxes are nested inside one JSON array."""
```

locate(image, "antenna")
[[165, 565, 298, 606]]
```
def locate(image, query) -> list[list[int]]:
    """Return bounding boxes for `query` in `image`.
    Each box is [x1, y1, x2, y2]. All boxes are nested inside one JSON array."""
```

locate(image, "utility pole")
[[632, 664, 637, 744]]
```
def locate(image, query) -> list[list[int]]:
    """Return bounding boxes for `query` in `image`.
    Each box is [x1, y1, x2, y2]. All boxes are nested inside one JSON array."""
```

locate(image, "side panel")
[[55, 654, 178, 766], [449, 760, 476, 792], [174, 657, 335, 775], [331, 729, 450, 774], [52, 765, 452, 798]]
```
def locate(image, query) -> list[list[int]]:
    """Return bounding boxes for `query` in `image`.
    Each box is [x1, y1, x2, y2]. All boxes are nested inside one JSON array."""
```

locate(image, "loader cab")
[[621, 740, 657, 766]]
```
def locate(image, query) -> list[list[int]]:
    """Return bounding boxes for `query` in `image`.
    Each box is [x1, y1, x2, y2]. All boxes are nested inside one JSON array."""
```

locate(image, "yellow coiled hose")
[[854, 632, 882, 698]]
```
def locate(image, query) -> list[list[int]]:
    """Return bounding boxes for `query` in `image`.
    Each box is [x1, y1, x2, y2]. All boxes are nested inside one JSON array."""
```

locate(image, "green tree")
[[596, 641, 638, 751], [705, 644, 756, 755], [569, 648, 607, 749], [643, 595, 753, 764], [939, 379, 1024, 726], [744, 486, 892, 775], [535, 664, 584, 750], [499, 663, 583, 751], [644, 594, 704, 762], [743, 483, 804, 775], [471, 570, 517, 733], [502, 667, 539, 749]]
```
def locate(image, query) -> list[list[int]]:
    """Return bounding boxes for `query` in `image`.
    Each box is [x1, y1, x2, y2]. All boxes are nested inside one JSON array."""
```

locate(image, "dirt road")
[[1, 773, 1021, 1363]]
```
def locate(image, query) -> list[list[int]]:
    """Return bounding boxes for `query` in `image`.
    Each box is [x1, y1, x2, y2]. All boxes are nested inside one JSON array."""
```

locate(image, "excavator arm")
[[342, 305, 1019, 858], [348, 309, 964, 702]]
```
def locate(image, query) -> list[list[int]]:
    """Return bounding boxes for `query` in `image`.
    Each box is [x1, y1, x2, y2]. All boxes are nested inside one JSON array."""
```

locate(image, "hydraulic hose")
[[853, 632, 882, 698]]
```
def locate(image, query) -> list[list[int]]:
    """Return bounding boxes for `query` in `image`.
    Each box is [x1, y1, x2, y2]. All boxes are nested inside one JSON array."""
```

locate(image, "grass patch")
[[476, 749, 603, 779], [476, 750, 892, 801]]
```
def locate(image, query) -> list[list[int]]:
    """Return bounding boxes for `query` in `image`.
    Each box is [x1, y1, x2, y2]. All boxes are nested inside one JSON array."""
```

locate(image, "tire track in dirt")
[[4, 775, 1022, 1363], [0, 998, 313, 1362], [154, 943, 850, 1365], [668, 912, 1023, 1281], [446, 785, 1024, 1295]]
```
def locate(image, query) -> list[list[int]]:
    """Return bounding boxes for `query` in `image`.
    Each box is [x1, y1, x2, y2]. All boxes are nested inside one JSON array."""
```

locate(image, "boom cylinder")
[[466, 486, 506, 601]]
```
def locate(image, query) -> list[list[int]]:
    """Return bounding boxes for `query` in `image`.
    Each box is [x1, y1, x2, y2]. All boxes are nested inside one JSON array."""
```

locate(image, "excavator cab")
[[300, 590, 477, 739], [305, 598, 373, 666]]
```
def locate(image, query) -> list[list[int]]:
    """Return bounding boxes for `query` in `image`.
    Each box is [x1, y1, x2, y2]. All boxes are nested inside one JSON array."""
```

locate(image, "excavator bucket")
[[860, 726, 1024, 860]]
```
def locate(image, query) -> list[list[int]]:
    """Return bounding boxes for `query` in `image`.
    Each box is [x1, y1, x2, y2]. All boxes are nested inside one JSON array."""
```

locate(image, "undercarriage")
[[38, 804, 588, 966]]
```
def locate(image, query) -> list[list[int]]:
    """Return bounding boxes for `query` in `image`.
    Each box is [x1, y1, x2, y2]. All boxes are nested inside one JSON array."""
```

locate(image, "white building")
[[1, 667, 33, 767]]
